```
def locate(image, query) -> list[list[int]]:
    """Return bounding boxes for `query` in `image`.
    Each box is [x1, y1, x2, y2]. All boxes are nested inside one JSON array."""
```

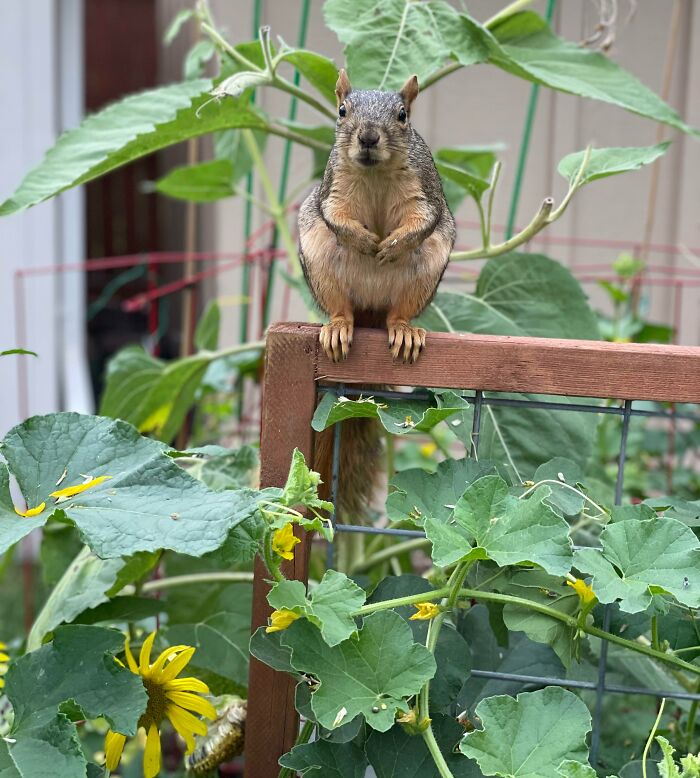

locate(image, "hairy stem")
[[422, 722, 456, 778], [141, 572, 254, 593]]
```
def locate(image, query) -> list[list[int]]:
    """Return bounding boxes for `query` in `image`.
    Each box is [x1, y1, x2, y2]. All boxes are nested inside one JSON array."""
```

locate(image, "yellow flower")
[[0, 641, 9, 690], [410, 602, 440, 621], [271, 523, 301, 560], [13, 501, 46, 517], [104, 632, 216, 778], [266, 609, 300, 633], [50, 475, 111, 500], [420, 442, 437, 457], [567, 578, 597, 607]]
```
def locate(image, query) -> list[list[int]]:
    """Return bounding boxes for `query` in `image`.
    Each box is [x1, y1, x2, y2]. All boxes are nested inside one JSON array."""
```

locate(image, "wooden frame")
[[244, 322, 700, 777]]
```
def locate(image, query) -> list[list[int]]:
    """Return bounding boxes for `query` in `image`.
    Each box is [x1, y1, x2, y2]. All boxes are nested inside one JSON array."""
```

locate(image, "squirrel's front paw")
[[320, 318, 354, 362], [377, 234, 404, 265], [388, 323, 425, 363], [352, 229, 380, 256]]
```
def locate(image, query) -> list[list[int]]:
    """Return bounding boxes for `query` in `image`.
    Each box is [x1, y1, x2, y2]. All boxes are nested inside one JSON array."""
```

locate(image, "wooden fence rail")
[[244, 322, 700, 778]]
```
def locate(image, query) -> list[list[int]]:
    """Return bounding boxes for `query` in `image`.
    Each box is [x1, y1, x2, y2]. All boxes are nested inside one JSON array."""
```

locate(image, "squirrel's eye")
[[398, 107, 407, 123], [338, 104, 347, 118]]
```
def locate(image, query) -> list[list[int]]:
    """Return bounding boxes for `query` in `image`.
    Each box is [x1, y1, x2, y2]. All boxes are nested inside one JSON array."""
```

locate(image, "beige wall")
[[158, 0, 700, 346]]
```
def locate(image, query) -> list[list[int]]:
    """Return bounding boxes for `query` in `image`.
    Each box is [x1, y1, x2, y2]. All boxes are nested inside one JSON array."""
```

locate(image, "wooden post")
[[244, 325, 318, 778]]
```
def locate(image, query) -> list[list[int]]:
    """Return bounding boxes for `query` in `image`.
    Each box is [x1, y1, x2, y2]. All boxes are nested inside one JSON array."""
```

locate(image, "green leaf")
[[194, 300, 221, 351], [40, 525, 82, 585], [184, 39, 217, 80], [278, 120, 334, 178], [574, 518, 700, 614], [279, 50, 339, 106], [281, 610, 436, 732], [0, 80, 266, 216], [183, 445, 259, 491], [0, 463, 48, 552], [279, 740, 368, 777], [76, 596, 164, 626], [434, 161, 490, 204], [532, 458, 586, 517], [366, 715, 482, 777], [0, 349, 37, 357], [6, 624, 147, 733], [324, 0, 489, 90], [557, 761, 600, 778], [425, 476, 572, 574], [460, 687, 591, 777], [27, 546, 157, 650], [165, 612, 250, 692], [268, 570, 365, 647], [559, 143, 671, 186], [387, 457, 497, 526], [0, 714, 86, 778], [312, 392, 461, 436], [1, 412, 264, 558], [98, 345, 164, 427], [249, 627, 295, 674], [488, 12, 695, 135], [154, 159, 236, 202], [421, 253, 600, 340], [500, 570, 580, 668], [214, 127, 268, 184]]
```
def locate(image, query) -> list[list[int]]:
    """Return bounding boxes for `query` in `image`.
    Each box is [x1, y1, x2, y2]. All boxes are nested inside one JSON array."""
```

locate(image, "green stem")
[[354, 587, 700, 677], [422, 722, 456, 778], [643, 698, 665, 778], [141, 572, 253, 593], [242, 130, 302, 277], [263, 531, 284, 582], [271, 75, 336, 121], [685, 680, 700, 753], [651, 615, 660, 651]]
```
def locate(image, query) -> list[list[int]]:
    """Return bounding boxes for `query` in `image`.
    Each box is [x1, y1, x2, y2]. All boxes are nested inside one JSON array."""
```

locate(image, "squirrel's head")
[[334, 69, 419, 169]]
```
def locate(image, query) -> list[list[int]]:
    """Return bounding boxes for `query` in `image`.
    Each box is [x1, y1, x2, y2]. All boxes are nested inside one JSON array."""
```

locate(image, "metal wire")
[[318, 378, 700, 759]]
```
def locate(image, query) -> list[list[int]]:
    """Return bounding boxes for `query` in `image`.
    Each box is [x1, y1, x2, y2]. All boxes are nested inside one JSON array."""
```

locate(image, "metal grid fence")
[[245, 324, 700, 777]]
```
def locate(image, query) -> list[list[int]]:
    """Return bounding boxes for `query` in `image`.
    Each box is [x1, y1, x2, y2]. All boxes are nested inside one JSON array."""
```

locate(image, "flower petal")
[[143, 723, 162, 778], [165, 704, 196, 754], [158, 647, 195, 683], [0, 652, 9, 663], [149, 644, 190, 677], [165, 690, 217, 720], [104, 730, 127, 771], [14, 501, 46, 518], [124, 638, 139, 674], [165, 702, 207, 740], [0, 678, 4, 689], [139, 631, 157, 675], [50, 475, 111, 499], [163, 676, 210, 695]]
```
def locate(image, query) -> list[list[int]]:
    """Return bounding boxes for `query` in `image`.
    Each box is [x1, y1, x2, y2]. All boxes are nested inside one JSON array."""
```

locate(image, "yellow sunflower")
[[105, 632, 216, 778], [0, 641, 9, 689]]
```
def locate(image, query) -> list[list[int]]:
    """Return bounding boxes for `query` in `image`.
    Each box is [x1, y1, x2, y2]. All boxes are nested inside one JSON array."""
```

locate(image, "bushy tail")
[[315, 417, 383, 522]]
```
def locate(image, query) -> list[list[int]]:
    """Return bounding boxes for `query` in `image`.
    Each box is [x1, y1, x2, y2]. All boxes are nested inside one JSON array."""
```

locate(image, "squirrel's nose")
[[358, 128, 380, 149]]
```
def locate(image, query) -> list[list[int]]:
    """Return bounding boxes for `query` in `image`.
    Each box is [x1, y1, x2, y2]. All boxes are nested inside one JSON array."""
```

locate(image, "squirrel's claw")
[[377, 236, 402, 265], [320, 320, 354, 362], [388, 324, 425, 363]]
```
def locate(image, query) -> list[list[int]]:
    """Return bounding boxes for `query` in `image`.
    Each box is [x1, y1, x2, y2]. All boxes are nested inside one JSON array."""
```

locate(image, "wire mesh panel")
[[246, 323, 700, 778]]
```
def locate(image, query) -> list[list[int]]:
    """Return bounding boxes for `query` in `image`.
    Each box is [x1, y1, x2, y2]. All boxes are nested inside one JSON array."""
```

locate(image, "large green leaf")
[[324, 0, 488, 90], [460, 687, 592, 777], [434, 145, 501, 212], [154, 159, 236, 202], [425, 475, 572, 575], [574, 518, 700, 614], [98, 346, 164, 427], [0, 463, 47, 551], [559, 143, 671, 186], [0, 80, 266, 216], [281, 611, 436, 732], [278, 740, 368, 777], [279, 49, 339, 106], [268, 570, 366, 647], [27, 547, 157, 650], [312, 392, 461, 436], [194, 300, 221, 351], [488, 12, 695, 135], [0, 413, 264, 558], [386, 457, 497, 526], [3, 626, 147, 778]]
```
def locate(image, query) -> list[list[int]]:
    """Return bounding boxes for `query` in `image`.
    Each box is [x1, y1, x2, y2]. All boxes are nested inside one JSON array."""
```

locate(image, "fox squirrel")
[[298, 70, 456, 364], [299, 71, 455, 519]]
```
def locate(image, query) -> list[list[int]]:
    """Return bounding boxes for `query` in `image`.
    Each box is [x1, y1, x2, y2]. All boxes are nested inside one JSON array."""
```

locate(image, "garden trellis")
[[246, 323, 700, 778]]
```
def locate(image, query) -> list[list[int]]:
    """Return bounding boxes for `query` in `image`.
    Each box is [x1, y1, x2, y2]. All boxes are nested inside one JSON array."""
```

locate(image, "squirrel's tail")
[[316, 417, 383, 521]]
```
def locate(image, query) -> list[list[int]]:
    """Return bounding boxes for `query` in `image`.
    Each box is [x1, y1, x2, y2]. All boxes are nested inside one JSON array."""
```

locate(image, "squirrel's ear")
[[336, 69, 352, 106], [399, 75, 419, 109]]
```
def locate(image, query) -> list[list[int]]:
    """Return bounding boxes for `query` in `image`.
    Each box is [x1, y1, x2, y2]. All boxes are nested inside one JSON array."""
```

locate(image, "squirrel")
[[298, 70, 455, 519], [298, 69, 456, 364]]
